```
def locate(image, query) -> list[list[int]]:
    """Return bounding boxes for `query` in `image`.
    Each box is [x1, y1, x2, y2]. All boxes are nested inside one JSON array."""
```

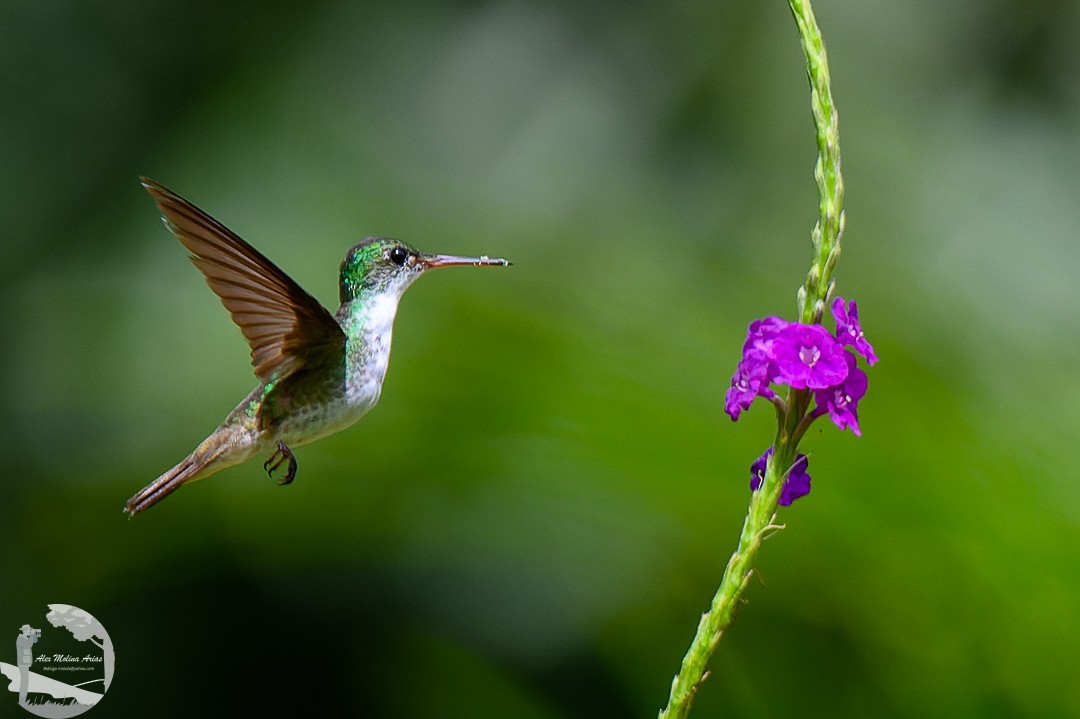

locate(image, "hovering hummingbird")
[[125, 178, 510, 517]]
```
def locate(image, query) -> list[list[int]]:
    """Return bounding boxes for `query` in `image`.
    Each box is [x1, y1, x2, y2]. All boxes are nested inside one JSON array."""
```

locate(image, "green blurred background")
[[3, 0, 1080, 716]]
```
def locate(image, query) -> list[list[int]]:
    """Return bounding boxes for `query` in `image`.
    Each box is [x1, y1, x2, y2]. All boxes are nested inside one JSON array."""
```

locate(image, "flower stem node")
[[751, 447, 811, 506]]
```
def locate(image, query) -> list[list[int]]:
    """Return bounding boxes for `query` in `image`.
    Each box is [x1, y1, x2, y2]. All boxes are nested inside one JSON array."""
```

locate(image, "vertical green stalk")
[[658, 454, 789, 719], [791, 0, 845, 324], [657, 2, 844, 717]]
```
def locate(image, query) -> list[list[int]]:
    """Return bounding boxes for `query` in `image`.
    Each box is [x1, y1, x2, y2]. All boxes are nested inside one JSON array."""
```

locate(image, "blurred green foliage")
[[4, 0, 1080, 716]]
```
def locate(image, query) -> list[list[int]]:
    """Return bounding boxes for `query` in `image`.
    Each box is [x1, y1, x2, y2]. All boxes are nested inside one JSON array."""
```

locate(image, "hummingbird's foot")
[[264, 442, 298, 485]]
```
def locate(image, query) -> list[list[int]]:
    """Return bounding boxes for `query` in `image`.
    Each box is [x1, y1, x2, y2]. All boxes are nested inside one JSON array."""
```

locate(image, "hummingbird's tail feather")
[[125, 428, 248, 518], [124, 455, 205, 517]]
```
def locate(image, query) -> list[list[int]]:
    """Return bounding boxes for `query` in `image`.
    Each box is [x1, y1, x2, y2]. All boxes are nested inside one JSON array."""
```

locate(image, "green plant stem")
[[791, 0, 845, 324], [658, 446, 790, 719], [658, 1, 843, 716]]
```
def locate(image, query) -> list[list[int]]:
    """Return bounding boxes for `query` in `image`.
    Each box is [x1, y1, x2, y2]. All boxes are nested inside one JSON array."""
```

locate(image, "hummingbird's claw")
[[264, 442, 298, 485]]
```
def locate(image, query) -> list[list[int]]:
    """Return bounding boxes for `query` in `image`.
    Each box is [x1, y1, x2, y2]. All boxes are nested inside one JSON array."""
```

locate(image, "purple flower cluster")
[[727, 297, 876, 505], [725, 297, 877, 435]]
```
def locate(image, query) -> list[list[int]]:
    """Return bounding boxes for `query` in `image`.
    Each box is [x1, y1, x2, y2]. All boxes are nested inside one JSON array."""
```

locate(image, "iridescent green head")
[[339, 237, 511, 304]]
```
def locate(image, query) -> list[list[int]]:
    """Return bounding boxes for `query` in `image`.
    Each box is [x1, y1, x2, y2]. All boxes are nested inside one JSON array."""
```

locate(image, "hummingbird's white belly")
[[276, 379, 383, 447], [274, 291, 398, 448], [277, 343, 392, 449]]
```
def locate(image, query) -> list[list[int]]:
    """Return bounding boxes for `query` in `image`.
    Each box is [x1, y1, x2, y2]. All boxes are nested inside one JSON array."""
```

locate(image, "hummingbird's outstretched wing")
[[141, 178, 346, 383]]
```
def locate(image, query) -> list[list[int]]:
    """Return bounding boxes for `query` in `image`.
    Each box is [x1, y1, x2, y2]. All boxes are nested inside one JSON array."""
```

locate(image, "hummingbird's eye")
[[388, 246, 409, 266]]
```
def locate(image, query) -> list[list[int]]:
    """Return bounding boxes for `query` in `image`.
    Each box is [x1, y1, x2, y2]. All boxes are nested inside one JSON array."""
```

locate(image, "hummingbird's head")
[[339, 237, 510, 304]]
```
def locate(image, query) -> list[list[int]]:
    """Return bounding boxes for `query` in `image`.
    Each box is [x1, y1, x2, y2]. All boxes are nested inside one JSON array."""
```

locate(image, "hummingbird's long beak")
[[419, 253, 511, 269]]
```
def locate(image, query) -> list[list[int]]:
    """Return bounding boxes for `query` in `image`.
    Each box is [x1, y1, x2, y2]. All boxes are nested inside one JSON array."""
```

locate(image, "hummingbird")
[[125, 178, 510, 517]]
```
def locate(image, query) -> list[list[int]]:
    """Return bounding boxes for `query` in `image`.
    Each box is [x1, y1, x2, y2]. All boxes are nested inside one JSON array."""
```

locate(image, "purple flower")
[[725, 317, 788, 420], [743, 316, 789, 355], [772, 323, 849, 390], [750, 447, 811, 506], [725, 302, 875, 427], [831, 297, 878, 365], [741, 316, 789, 383], [813, 351, 868, 436], [725, 350, 771, 420]]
